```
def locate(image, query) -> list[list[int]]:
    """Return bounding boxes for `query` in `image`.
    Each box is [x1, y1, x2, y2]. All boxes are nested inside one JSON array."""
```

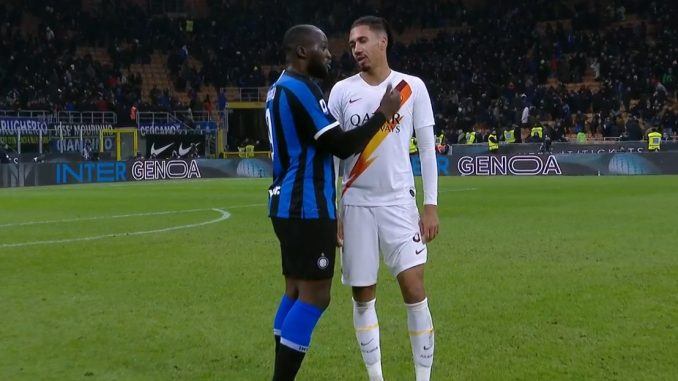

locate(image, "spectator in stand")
[[521, 99, 530, 130], [82, 142, 93, 161], [625, 115, 643, 141], [0, 0, 675, 139], [203, 94, 213, 116], [217, 88, 228, 118]]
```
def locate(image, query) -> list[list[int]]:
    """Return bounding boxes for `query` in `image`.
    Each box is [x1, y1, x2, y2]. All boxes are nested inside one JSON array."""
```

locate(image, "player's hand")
[[336, 217, 344, 247], [377, 83, 401, 120], [419, 204, 439, 243]]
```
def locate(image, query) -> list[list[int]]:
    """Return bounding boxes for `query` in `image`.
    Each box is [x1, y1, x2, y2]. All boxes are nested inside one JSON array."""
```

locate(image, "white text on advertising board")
[[457, 155, 562, 176], [131, 160, 201, 181]]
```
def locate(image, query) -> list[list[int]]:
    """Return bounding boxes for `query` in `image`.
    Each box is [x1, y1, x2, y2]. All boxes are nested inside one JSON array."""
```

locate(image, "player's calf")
[[397, 265, 433, 380], [406, 298, 434, 381], [273, 294, 296, 353], [274, 300, 327, 380], [353, 298, 383, 381]]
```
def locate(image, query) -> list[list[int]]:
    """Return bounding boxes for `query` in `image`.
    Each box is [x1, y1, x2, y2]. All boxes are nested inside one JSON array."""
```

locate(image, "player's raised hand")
[[377, 83, 401, 120]]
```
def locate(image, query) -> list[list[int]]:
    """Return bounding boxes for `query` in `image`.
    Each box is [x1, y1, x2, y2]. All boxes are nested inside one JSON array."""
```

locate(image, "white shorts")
[[341, 202, 427, 286]]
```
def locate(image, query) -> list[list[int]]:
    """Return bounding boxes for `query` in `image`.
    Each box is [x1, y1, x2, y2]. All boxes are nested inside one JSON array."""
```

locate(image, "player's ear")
[[379, 34, 387, 52], [296, 45, 307, 59]]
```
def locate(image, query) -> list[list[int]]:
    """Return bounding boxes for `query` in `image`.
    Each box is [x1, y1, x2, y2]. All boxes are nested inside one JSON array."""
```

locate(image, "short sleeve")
[[328, 82, 345, 129], [285, 83, 338, 140]]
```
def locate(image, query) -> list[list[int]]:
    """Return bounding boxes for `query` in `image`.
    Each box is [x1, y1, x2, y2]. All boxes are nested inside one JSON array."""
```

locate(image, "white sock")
[[353, 298, 383, 381], [407, 298, 434, 381]]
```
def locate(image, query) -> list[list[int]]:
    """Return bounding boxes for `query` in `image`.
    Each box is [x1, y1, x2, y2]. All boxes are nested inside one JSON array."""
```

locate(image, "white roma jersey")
[[328, 70, 434, 206]]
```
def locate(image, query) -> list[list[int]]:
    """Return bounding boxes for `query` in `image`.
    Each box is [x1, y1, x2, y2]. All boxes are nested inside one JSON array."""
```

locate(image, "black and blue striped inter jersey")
[[265, 71, 339, 220]]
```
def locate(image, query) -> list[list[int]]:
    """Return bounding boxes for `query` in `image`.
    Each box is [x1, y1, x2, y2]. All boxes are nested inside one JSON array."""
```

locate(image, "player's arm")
[[416, 126, 438, 208], [284, 84, 400, 159], [316, 113, 385, 159], [413, 78, 439, 243], [332, 156, 346, 247], [327, 89, 344, 247], [415, 125, 439, 240], [316, 84, 400, 159]]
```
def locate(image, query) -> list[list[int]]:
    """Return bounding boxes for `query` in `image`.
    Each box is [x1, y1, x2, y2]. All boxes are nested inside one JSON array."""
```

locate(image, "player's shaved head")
[[282, 24, 332, 79], [283, 24, 324, 59]]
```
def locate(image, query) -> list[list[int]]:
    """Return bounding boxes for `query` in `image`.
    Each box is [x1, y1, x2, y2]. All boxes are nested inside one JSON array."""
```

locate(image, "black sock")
[[272, 345, 306, 381]]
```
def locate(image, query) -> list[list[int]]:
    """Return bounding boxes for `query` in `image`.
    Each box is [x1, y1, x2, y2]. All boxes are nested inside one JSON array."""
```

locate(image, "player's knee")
[[315, 287, 332, 309], [401, 283, 426, 304], [284, 280, 299, 299], [311, 292, 331, 310], [352, 285, 376, 302], [299, 286, 332, 310]]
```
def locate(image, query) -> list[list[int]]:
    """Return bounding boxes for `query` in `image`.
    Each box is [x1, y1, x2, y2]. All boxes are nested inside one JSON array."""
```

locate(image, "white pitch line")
[[0, 203, 266, 228], [220, 203, 267, 209], [0, 208, 210, 228], [439, 187, 478, 193], [0, 208, 231, 248]]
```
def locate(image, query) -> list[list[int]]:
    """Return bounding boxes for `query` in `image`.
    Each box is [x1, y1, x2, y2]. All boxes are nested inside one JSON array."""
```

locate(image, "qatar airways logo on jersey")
[[349, 112, 403, 133]]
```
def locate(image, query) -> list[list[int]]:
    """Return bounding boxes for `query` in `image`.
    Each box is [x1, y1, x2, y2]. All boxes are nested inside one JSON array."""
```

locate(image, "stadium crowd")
[[1, 0, 676, 141], [1, 1, 149, 120], [331, 1, 676, 142]]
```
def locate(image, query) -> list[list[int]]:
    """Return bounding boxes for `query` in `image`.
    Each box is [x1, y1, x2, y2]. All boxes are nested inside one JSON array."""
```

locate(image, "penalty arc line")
[[0, 208, 231, 248], [0, 203, 266, 228], [0, 208, 212, 228]]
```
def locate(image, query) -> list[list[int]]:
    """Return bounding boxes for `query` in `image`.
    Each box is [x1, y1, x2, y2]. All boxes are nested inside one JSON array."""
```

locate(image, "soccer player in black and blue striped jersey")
[[266, 24, 401, 380]]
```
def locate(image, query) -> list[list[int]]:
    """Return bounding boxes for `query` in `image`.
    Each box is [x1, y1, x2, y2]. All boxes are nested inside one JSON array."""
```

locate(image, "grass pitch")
[[1, 176, 677, 380]]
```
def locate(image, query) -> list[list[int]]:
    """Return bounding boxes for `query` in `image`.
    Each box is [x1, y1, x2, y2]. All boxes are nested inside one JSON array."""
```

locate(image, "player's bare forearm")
[[420, 204, 439, 243], [336, 216, 344, 247]]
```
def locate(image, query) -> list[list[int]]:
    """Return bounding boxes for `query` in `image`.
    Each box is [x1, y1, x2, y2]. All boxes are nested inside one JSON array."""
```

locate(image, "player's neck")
[[285, 65, 308, 78], [360, 65, 391, 86]]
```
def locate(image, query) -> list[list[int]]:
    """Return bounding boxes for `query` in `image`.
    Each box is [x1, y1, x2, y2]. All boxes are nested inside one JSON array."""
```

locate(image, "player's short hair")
[[282, 24, 320, 58], [350, 16, 394, 54]]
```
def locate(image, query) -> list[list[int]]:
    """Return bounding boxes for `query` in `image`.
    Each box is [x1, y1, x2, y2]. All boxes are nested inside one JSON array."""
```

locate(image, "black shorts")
[[271, 217, 337, 280]]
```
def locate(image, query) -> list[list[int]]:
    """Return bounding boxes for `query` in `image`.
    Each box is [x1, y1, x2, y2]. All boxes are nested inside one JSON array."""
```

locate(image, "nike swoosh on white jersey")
[[151, 142, 174, 157]]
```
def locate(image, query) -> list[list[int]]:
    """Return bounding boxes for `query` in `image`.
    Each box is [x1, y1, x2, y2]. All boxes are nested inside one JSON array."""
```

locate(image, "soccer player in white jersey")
[[328, 16, 439, 381]]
